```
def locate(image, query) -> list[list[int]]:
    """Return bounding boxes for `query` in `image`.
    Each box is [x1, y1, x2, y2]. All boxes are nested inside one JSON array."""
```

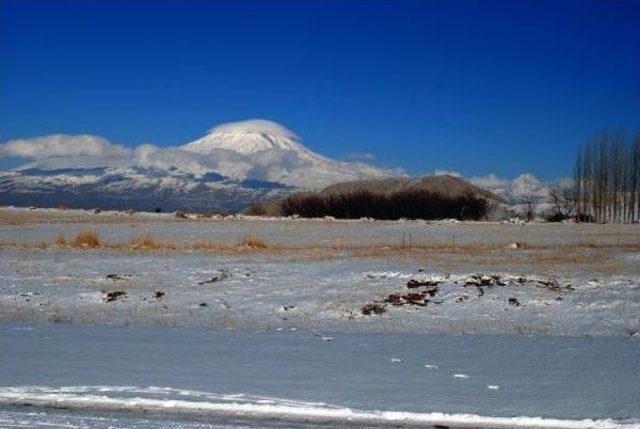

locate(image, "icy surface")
[[1, 323, 639, 427]]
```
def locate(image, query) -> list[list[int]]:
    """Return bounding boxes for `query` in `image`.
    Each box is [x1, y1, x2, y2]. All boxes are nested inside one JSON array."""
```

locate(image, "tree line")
[[571, 131, 640, 223], [278, 189, 490, 220]]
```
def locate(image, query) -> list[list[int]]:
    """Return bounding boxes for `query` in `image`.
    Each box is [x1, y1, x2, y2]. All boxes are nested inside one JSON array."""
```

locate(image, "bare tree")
[[572, 130, 640, 223], [547, 186, 576, 221], [520, 193, 537, 222]]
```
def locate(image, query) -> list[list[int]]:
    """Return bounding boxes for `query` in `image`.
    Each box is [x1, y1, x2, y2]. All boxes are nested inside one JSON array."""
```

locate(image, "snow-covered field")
[[1, 207, 639, 336], [1, 208, 639, 427]]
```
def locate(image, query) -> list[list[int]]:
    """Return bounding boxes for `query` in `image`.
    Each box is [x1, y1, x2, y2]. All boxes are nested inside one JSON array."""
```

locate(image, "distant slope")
[[249, 175, 505, 219], [322, 175, 507, 203], [0, 167, 292, 212]]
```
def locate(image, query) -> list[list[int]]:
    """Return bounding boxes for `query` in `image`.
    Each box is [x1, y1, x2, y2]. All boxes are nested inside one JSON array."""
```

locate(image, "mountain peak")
[[181, 119, 305, 155], [206, 119, 298, 139]]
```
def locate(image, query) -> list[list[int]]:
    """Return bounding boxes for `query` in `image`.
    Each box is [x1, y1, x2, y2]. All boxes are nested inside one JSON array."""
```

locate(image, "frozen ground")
[[0, 208, 639, 336], [1, 323, 639, 428], [1, 249, 639, 336]]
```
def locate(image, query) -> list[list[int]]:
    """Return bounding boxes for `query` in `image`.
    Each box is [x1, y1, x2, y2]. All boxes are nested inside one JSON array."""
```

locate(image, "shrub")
[[544, 211, 568, 223], [278, 189, 489, 220], [238, 234, 270, 249], [53, 235, 67, 246], [127, 234, 160, 250], [74, 230, 100, 248]]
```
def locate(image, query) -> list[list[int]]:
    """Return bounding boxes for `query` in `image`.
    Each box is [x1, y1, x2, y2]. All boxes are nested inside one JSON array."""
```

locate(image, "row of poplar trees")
[[573, 131, 640, 223]]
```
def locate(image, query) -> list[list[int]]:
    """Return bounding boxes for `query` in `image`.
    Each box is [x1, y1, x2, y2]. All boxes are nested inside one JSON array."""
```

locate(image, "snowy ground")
[[0, 208, 639, 336], [1, 208, 640, 427]]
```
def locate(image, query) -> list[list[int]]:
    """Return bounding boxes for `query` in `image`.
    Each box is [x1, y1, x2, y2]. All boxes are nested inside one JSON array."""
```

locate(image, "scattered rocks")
[[106, 274, 132, 281], [440, 218, 460, 224], [198, 269, 230, 285], [504, 217, 527, 225], [360, 271, 567, 316], [363, 274, 444, 315], [364, 271, 403, 280], [464, 274, 507, 287], [406, 275, 445, 288], [383, 289, 436, 307], [463, 273, 560, 295], [361, 302, 387, 316], [104, 291, 126, 302]]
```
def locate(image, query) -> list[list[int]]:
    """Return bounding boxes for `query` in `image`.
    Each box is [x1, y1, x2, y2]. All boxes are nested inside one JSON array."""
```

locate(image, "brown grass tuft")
[[53, 235, 67, 247], [73, 230, 100, 248], [238, 234, 270, 250], [126, 234, 161, 250]]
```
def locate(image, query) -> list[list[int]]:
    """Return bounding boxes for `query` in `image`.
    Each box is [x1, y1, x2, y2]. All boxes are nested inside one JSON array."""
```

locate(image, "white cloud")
[[343, 152, 376, 163], [0, 134, 130, 160], [133, 145, 253, 180], [433, 169, 461, 177], [469, 173, 510, 189]]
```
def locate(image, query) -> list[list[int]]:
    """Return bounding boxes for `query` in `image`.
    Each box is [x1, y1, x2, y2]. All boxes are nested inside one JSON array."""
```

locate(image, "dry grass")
[[5, 231, 277, 253], [1, 230, 638, 266], [73, 230, 100, 248], [125, 234, 162, 250], [238, 234, 270, 250], [53, 235, 67, 246]]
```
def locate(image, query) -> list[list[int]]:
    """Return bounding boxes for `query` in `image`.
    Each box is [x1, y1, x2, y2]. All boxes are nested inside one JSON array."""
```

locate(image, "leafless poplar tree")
[[571, 130, 640, 223]]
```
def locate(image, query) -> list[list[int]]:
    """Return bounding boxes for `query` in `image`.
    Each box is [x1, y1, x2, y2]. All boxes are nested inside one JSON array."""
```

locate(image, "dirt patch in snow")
[[103, 291, 126, 302], [362, 272, 570, 316], [198, 269, 230, 285]]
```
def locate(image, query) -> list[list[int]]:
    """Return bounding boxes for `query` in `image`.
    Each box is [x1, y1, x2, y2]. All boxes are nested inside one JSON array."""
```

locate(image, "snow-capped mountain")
[[0, 165, 293, 212], [0, 119, 393, 211], [470, 173, 551, 204], [183, 120, 306, 155], [178, 119, 390, 188]]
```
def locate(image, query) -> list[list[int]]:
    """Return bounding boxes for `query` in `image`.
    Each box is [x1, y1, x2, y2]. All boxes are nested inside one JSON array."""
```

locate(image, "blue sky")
[[1, 0, 638, 179]]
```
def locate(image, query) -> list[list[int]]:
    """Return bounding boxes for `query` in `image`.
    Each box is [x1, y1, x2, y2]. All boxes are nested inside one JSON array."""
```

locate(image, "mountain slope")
[[470, 173, 550, 204], [0, 166, 292, 212], [179, 119, 392, 189], [0, 120, 394, 211], [322, 175, 507, 203]]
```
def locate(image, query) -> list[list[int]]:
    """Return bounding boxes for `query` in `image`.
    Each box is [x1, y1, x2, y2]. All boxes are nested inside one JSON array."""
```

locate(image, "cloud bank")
[[0, 135, 130, 160], [0, 132, 393, 188], [0, 132, 557, 196]]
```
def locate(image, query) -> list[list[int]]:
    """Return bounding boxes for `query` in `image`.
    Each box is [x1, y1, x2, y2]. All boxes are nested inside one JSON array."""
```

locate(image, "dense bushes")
[[278, 189, 490, 220]]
